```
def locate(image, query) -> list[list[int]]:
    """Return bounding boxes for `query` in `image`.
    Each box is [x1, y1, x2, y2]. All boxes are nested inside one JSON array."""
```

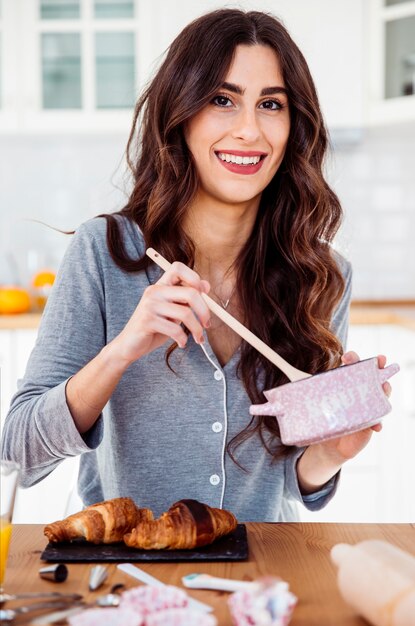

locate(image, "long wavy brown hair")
[[99, 9, 345, 461]]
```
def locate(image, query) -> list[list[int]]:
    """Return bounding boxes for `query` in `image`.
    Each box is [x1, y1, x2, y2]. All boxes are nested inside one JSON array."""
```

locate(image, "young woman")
[[1, 9, 390, 521]]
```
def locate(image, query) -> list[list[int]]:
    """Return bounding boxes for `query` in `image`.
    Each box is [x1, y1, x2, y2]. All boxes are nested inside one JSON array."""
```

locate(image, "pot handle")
[[379, 362, 400, 384], [249, 401, 284, 417]]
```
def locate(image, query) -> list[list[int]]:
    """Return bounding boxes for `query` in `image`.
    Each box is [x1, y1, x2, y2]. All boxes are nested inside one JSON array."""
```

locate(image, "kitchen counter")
[[4, 522, 415, 625], [1, 302, 415, 330], [0, 312, 42, 329], [350, 300, 415, 331]]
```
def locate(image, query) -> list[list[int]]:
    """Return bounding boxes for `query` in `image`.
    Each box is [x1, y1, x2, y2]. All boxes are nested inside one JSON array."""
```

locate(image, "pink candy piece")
[[228, 577, 297, 626], [250, 358, 399, 446], [119, 585, 188, 616], [68, 607, 142, 626], [144, 608, 217, 626]]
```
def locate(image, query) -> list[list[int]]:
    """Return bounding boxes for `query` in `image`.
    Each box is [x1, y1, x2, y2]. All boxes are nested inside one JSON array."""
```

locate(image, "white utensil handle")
[[117, 563, 213, 613], [117, 563, 164, 587], [30, 606, 85, 626], [182, 573, 255, 592], [146, 247, 310, 382]]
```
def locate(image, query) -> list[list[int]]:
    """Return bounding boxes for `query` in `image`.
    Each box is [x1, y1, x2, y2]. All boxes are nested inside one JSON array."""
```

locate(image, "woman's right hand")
[[111, 262, 211, 365]]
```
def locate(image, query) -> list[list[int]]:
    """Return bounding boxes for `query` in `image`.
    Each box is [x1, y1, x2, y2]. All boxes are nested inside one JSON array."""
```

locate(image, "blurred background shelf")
[[350, 300, 415, 329], [2, 301, 415, 329], [0, 313, 43, 329]]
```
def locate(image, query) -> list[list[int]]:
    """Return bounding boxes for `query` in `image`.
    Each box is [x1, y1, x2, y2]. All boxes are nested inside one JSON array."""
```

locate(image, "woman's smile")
[[215, 150, 267, 175]]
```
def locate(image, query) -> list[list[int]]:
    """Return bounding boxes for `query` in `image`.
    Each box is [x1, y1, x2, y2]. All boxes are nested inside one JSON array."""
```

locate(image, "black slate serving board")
[[41, 524, 248, 563]]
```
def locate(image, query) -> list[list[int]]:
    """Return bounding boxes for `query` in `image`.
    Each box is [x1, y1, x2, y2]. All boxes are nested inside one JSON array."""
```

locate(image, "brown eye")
[[212, 95, 233, 107], [259, 99, 283, 110]]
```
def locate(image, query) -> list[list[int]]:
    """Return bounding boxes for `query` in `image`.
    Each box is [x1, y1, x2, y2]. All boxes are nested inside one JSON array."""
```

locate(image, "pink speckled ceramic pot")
[[249, 358, 400, 446]]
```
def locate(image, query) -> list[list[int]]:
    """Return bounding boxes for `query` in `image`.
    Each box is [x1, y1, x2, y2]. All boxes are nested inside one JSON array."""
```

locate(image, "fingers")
[[342, 352, 392, 399], [341, 350, 360, 365], [156, 300, 207, 345], [150, 262, 211, 346], [157, 261, 210, 294], [149, 284, 210, 329], [141, 277, 211, 347], [341, 351, 389, 371], [145, 316, 191, 349], [383, 381, 392, 398], [377, 354, 387, 369], [370, 422, 383, 432], [375, 354, 391, 398]]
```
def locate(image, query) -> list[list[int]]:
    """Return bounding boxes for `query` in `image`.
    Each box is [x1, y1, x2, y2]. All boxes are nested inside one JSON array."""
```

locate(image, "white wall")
[[0, 134, 128, 285], [329, 123, 415, 300], [331, 122, 415, 299]]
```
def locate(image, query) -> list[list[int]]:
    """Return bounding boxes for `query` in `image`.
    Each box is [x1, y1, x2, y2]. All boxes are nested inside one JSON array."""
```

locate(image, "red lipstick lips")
[[215, 150, 266, 175]]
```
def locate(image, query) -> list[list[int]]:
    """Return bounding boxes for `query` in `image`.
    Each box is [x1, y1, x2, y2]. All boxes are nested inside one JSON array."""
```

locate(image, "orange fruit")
[[32, 270, 55, 288], [0, 286, 31, 314]]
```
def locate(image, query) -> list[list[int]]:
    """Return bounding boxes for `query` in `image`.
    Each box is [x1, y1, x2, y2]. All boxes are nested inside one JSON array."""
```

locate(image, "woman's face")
[[185, 44, 290, 209]]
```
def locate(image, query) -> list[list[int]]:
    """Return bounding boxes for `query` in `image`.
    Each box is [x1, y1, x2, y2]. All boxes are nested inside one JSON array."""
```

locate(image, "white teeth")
[[217, 152, 261, 165]]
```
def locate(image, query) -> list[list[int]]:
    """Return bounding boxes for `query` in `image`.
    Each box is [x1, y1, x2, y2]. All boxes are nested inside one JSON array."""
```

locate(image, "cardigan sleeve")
[[331, 252, 353, 350], [1, 220, 108, 488], [284, 447, 340, 511]]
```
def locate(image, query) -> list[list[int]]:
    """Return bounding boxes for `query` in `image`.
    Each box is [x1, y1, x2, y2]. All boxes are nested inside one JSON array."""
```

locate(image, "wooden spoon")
[[146, 248, 311, 382]]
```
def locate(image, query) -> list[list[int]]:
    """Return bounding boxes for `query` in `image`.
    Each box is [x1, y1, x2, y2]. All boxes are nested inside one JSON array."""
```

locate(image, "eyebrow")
[[221, 82, 288, 96]]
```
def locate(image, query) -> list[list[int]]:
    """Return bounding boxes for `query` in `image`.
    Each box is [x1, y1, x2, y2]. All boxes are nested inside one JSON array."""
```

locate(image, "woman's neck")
[[183, 193, 260, 279]]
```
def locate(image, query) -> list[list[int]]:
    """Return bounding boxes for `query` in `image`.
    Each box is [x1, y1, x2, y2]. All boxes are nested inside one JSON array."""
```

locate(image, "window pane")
[[94, 1, 134, 19], [385, 16, 415, 98], [40, 0, 80, 19], [42, 33, 82, 108], [95, 32, 135, 108]]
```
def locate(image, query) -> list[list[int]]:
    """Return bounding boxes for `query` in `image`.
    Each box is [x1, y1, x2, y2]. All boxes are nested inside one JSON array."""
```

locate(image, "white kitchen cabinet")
[[0, 330, 15, 424], [0, 327, 81, 523], [367, 0, 415, 124], [0, 0, 140, 133], [0, 328, 38, 428], [1, 0, 414, 132], [299, 324, 415, 522], [0, 0, 366, 132]]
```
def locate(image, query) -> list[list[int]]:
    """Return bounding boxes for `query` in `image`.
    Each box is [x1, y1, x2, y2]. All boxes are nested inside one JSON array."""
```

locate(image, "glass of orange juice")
[[0, 460, 20, 593]]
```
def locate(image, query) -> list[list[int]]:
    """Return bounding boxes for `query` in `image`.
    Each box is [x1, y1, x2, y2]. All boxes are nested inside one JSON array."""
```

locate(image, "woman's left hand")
[[315, 351, 392, 463], [297, 351, 392, 494]]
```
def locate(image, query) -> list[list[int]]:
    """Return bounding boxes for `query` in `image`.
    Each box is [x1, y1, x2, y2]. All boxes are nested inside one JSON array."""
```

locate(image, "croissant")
[[44, 497, 153, 544], [123, 498, 237, 550]]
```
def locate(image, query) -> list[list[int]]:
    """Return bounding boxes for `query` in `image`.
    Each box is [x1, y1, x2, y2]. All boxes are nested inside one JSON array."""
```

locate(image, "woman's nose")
[[231, 109, 261, 143]]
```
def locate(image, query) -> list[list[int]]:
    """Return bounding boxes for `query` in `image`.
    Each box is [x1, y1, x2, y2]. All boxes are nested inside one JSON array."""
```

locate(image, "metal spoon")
[[0, 592, 82, 605], [28, 590, 123, 625], [0, 600, 84, 622], [95, 593, 120, 608]]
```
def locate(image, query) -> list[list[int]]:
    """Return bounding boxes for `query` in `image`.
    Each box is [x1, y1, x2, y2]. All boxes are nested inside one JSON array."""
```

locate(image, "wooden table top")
[[3, 522, 415, 625]]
